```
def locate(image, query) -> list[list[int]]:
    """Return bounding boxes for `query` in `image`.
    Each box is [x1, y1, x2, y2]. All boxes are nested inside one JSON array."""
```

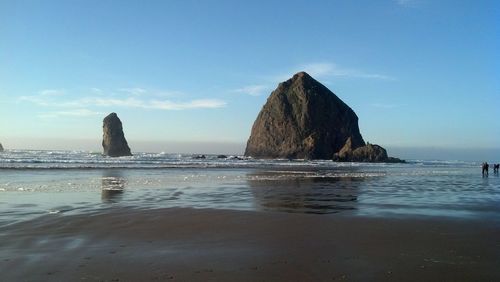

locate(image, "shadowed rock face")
[[0, 143, 3, 152], [102, 113, 132, 157], [245, 72, 403, 162], [245, 72, 365, 159], [332, 138, 403, 163]]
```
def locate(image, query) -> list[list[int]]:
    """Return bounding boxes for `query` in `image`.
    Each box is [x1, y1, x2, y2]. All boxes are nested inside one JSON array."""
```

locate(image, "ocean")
[[1, 150, 499, 227]]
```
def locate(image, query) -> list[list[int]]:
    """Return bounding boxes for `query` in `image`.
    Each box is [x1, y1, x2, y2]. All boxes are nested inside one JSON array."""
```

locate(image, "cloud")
[[19, 89, 66, 106], [39, 109, 102, 118], [20, 90, 227, 111], [233, 85, 269, 96], [271, 62, 394, 82], [148, 99, 227, 110], [76, 97, 226, 110], [38, 89, 65, 96], [19, 95, 54, 106], [234, 62, 393, 99], [93, 87, 181, 97], [90, 88, 103, 94], [298, 62, 395, 80], [77, 97, 144, 108], [118, 87, 147, 95], [300, 63, 342, 77]]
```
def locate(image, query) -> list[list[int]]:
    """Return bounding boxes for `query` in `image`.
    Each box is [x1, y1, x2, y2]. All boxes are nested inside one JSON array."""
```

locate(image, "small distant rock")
[[193, 154, 206, 159], [217, 155, 227, 159], [102, 113, 132, 157]]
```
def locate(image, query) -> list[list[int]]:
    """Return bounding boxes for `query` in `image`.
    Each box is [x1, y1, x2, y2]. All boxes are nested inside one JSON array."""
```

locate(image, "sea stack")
[[102, 113, 132, 157], [0, 143, 3, 152], [245, 72, 402, 162]]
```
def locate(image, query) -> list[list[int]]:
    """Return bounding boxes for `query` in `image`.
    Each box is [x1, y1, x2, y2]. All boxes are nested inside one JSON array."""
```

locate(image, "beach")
[[3, 0, 498, 280], [1, 207, 499, 281], [1, 151, 499, 281]]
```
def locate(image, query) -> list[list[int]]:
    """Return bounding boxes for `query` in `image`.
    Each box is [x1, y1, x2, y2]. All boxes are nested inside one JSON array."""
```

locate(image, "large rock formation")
[[102, 113, 132, 157], [0, 143, 3, 152], [245, 72, 403, 162], [245, 72, 364, 159]]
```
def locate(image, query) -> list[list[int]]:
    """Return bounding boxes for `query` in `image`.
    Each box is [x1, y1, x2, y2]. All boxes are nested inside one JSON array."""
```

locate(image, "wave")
[[0, 150, 478, 169]]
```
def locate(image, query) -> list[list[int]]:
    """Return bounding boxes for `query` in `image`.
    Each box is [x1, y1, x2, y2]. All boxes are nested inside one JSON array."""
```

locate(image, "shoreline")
[[1, 207, 499, 281]]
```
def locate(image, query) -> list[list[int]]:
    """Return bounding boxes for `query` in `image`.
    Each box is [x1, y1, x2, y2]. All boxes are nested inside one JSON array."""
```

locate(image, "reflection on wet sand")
[[101, 171, 126, 202], [247, 170, 367, 214]]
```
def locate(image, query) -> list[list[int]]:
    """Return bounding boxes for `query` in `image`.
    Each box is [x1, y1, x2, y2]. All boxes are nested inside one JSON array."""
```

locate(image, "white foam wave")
[[0, 150, 479, 170]]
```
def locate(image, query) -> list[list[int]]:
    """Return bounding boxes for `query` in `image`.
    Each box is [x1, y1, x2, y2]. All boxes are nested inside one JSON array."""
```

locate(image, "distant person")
[[482, 162, 489, 176], [494, 164, 499, 174]]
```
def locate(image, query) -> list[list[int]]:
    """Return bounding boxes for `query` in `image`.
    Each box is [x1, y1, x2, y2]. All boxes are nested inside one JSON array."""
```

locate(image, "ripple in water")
[[0, 154, 499, 224]]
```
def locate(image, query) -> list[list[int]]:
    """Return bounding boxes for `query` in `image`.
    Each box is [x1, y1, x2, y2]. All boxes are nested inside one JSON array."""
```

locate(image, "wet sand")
[[1, 208, 499, 281]]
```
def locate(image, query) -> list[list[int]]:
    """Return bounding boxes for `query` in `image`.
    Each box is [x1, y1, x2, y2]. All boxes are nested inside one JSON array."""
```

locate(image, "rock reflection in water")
[[247, 170, 365, 214], [101, 170, 126, 202]]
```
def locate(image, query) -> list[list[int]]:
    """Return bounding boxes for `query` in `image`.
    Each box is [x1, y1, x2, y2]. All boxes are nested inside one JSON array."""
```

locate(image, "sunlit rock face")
[[245, 71, 403, 163], [245, 71, 365, 159]]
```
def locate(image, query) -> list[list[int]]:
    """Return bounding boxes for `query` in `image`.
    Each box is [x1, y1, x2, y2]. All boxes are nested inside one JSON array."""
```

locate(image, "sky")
[[0, 0, 498, 158]]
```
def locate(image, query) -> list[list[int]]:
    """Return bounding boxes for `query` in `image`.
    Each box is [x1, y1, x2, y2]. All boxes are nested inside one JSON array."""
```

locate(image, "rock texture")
[[245, 72, 403, 162], [332, 138, 402, 163], [102, 113, 132, 157], [245, 72, 364, 159]]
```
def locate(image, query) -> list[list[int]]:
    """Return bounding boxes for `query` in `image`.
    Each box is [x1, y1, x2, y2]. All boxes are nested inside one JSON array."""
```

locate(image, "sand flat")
[[1, 208, 499, 281]]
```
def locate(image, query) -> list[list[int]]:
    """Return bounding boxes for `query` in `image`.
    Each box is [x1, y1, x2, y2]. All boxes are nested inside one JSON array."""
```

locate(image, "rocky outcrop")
[[245, 72, 365, 159], [244, 71, 403, 162], [332, 138, 403, 163], [0, 143, 3, 152], [102, 113, 132, 157]]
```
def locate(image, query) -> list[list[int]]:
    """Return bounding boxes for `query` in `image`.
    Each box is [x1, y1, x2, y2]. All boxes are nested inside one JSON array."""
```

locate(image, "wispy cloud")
[[300, 63, 341, 77], [297, 62, 394, 80], [39, 109, 102, 118], [38, 89, 65, 96], [19, 95, 55, 106], [73, 97, 226, 110], [235, 61, 394, 98], [78, 97, 144, 108], [93, 87, 181, 97], [90, 88, 103, 94], [20, 90, 227, 112], [233, 85, 269, 96], [148, 99, 226, 110], [272, 62, 394, 82], [118, 87, 147, 95], [20, 89, 66, 106]]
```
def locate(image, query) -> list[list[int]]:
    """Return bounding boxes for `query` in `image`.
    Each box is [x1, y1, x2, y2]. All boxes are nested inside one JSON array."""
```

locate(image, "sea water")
[[0, 150, 499, 226]]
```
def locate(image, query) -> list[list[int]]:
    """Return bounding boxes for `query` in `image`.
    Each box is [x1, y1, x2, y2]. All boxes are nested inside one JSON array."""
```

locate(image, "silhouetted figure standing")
[[482, 162, 489, 177], [494, 164, 499, 174]]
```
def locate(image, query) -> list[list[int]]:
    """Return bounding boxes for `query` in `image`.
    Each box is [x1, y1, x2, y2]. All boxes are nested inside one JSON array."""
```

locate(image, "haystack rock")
[[245, 72, 403, 162], [102, 113, 132, 157]]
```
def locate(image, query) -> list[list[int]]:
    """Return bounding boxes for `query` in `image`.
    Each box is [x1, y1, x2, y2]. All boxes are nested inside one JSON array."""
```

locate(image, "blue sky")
[[0, 0, 498, 156]]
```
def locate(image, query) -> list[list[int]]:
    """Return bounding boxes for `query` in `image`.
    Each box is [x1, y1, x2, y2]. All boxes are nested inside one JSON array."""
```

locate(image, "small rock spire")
[[102, 112, 132, 157]]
